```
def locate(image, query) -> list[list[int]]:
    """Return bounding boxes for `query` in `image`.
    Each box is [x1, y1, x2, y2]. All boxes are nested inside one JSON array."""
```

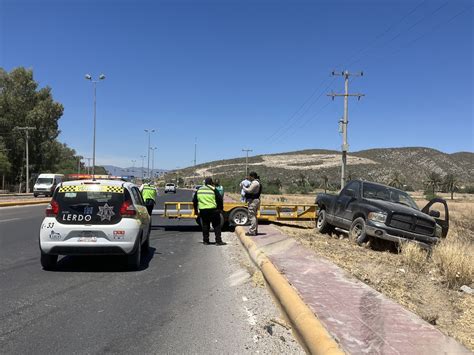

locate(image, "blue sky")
[[1, 0, 472, 169]]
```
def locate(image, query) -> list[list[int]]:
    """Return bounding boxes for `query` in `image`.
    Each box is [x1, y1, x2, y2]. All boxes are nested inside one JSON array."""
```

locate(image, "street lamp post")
[[150, 147, 157, 180], [140, 155, 146, 180], [85, 73, 106, 179], [131, 159, 136, 177], [144, 129, 155, 179]]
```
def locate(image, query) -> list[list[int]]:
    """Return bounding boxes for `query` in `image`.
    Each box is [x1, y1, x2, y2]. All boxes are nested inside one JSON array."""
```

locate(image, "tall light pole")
[[144, 129, 155, 179], [242, 148, 253, 176], [85, 73, 106, 179], [15, 127, 35, 193], [131, 159, 136, 177], [150, 147, 157, 180], [140, 155, 146, 179], [85, 157, 92, 174]]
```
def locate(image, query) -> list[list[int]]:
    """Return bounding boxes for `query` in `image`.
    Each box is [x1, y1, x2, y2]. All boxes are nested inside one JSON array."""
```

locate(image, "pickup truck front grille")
[[388, 213, 435, 236]]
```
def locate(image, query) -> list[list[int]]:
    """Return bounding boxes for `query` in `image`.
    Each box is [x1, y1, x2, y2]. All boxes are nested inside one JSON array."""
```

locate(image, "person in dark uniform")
[[193, 177, 225, 245]]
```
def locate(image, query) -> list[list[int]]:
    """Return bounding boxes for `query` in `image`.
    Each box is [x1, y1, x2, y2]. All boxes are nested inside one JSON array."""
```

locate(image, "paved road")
[[0, 189, 302, 354]]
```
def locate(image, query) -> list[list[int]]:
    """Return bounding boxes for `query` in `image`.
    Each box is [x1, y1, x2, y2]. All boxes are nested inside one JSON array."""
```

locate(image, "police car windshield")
[[54, 188, 129, 225]]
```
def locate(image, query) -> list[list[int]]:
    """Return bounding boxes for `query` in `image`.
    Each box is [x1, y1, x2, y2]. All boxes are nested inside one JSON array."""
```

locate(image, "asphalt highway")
[[0, 189, 302, 354]]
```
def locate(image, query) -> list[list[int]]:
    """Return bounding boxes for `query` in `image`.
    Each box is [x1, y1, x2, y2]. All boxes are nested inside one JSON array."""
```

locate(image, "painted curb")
[[0, 200, 50, 207], [235, 226, 344, 355]]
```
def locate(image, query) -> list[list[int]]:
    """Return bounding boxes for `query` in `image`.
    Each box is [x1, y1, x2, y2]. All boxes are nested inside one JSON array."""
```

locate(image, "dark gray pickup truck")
[[316, 180, 449, 249]]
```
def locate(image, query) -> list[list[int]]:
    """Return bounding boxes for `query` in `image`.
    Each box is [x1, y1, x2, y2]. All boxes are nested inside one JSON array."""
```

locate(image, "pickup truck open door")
[[421, 198, 449, 238]]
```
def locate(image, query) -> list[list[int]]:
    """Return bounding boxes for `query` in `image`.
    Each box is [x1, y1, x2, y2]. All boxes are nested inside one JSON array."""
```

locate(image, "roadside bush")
[[424, 191, 439, 201], [399, 242, 428, 271], [432, 240, 474, 289]]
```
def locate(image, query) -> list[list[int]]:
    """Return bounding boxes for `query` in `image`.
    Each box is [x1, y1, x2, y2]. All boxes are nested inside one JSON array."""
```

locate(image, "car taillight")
[[46, 200, 59, 217], [120, 200, 136, 217]]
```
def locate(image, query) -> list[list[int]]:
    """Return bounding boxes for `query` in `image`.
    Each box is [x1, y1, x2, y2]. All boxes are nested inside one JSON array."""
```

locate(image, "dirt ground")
[[229, 192, 474, 351]]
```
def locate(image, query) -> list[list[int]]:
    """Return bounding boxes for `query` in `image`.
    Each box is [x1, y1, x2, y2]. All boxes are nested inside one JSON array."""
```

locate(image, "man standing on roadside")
[[193, 177, 225, 245], [242, 172, 262, 236]]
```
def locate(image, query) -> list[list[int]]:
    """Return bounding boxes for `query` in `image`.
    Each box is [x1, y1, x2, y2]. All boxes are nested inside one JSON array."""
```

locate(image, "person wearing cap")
[[193, 177, 225, 245], [140, 180, 157, 215], [242, 172, 262, 236]]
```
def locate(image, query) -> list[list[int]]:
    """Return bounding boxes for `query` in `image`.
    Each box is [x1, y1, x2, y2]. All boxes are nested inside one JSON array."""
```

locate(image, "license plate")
[[78, 231, 98, 242]]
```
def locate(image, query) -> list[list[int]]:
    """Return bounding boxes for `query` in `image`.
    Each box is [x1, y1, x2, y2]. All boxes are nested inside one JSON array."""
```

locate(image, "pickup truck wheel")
[[350, 217, 369, 245], [317, 209, 333, 234]]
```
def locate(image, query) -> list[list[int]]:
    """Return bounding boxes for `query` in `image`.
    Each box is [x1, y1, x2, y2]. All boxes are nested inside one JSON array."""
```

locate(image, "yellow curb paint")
[[235, 226, 344, 355], [0, 200, 50, 207]]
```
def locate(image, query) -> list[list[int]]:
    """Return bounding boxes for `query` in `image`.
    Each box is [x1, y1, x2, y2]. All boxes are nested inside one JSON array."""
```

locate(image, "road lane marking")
[[0, 218, 20, 223]]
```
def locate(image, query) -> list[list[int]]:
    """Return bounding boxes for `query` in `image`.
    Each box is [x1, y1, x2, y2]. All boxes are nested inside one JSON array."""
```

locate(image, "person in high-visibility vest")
[[193, 177, 225, 245], [140, 181, 157, 215]]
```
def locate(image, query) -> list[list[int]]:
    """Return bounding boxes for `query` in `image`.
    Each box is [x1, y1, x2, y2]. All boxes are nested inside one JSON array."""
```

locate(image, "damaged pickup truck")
[[316, 180, 449, 249]]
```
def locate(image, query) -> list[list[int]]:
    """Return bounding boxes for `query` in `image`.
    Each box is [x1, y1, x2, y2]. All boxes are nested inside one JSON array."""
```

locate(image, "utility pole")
[[327, 70, 364, 190], [15, 127, 35, 193], [242, 149, 253, 176], [144, 129, 155, 179]]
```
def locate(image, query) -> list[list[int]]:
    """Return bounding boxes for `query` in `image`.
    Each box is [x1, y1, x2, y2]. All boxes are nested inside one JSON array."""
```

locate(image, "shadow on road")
[[152, 225, 202, 232], [50, 247, 156, 272]]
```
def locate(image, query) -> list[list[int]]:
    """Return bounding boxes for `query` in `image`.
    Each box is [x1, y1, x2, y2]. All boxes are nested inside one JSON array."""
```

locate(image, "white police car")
[[39, 180, 151, 270]]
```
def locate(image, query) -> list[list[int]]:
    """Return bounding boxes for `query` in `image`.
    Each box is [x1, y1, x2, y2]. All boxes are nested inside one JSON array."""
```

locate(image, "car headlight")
[[368, 212, 387, 224], [435, 224, 442, 238]]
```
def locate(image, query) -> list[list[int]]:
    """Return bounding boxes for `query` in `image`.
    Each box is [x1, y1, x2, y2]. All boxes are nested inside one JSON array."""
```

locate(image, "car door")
[[335, 181, 360, 229], [421, 197, 449, 237]]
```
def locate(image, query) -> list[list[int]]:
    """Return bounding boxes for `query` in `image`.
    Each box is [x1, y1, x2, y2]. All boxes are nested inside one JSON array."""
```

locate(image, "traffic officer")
[[140, 181, 157, 215], [193, 177, 225, 245], [242, 172, 262, 236]]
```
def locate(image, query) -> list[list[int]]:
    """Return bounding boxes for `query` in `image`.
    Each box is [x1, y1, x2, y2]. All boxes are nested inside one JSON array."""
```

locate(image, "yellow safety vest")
[[197, 185, 217, 210]]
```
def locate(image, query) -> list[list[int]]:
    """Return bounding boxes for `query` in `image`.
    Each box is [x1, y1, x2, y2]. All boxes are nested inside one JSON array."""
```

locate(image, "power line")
[[265, 76, 333, 142], [347, 0, 451, 67], [334, 0, 429, 70], [267, 77, 336, 144]]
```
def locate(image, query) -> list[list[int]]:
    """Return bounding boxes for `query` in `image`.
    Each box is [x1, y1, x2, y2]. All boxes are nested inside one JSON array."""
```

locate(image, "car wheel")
[[40, 252, 58, 270], [34, 193, 38, 198], [127, 236, 141, 270], [316, 209, 333, 234], [229, 208, 249, 226], [350, 217, 369, 245]]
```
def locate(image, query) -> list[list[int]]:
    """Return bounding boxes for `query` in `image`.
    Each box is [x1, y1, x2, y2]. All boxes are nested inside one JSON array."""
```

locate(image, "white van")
[[34, 174, 64, 197]]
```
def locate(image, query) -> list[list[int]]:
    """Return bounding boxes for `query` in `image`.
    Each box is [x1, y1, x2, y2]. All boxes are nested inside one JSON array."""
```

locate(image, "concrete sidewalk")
[[245, 224, 470, 354]]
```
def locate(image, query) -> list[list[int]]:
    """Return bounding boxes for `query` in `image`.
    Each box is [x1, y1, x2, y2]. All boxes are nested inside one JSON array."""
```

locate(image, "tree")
[[443, 174, 459, 200], [388, 171, 404, 189], [0, 67, 85, 185], [425, 171, 442, 195]]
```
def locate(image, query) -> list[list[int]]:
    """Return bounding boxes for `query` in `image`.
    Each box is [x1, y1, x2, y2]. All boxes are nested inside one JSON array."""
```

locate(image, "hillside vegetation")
[[173, 147, 473, 193]]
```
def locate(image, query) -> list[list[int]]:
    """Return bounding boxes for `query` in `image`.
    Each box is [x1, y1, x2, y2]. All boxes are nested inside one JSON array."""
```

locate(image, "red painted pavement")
[[248, 224, 470, 354]]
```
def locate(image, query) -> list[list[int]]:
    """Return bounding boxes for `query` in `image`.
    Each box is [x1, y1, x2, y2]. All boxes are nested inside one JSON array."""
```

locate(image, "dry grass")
[[261, 191, 474, 350], [399, 242, 428, 272], [433, 240, 474, 288]]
